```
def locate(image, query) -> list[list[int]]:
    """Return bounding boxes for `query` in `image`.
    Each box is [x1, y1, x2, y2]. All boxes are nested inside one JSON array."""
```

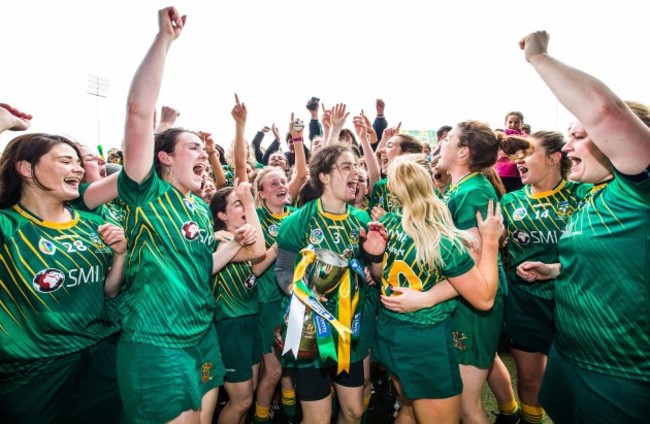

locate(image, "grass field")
[[482, 353, 553, 424]]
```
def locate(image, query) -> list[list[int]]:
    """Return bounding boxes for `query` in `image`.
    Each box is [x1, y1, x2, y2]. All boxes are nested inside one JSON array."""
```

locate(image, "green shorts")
[[504, 284, 554, 354], [258, 300, 285, 354], [352, 285, 379, 363], [0, 338, 121, 423], [216, 315, 262, 383], [117, 326, 224, 423], [450, 294, 505, 369], [540, 345, 650, 423], [373, 312, 462, 399]]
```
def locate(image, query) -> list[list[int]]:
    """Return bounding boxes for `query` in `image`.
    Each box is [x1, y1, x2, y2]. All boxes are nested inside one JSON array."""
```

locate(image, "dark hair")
[[456, 121, 499, 171], [498, 133, 531, 156], [209, 186, 234, 231], [504, 111, 524, 123], [0, 133, 82, 209], [298, 143, 353, 206], [215, 144, 227, 166], [437, 125, 452, 139], [481, 167, 506, 199], [394, 134, 424, 154], [154, 127, 191, 177], [531, 131, 571, 179]]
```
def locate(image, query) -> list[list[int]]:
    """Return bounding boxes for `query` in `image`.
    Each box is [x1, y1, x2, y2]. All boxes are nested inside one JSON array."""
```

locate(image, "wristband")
[[292, 137, 304, 143], [364, 251, 384, 264], [207, 150, 217, 156]]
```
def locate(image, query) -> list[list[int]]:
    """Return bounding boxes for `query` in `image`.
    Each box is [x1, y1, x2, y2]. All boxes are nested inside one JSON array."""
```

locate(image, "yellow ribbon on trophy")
[[284, 247, 356, 374]]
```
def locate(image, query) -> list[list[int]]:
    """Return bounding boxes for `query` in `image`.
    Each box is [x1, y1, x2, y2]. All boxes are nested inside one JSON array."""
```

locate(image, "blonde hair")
[[253, 166, 286, 207], [387, 161, 474, 268]]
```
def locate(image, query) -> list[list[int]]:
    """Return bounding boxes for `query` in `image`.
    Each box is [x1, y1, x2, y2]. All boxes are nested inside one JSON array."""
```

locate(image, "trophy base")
[[274, 325, 319, 359]]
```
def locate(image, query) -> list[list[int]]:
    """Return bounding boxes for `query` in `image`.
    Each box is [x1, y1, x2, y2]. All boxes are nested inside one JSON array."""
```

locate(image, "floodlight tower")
[[86, 74, 110, 148]]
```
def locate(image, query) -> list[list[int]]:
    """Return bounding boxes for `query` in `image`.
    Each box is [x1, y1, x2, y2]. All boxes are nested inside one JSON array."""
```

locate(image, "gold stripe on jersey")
[[13, 204, 80, 230], [0, 249, 44, 313]]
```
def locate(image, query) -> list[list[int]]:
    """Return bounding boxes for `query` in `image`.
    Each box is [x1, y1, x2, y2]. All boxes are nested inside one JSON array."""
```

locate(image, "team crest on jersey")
[[38, 238, 57, 255], [452, 331, 468, 351], [184, 198, 195, 213], [201, 362, 213, 383], [513, 207, 527, 221], [182, 221, 200, 241], [309, 229, 324, 245], [244, 274, 257, 289], [556, 201, 570, 217], [350, 229, 360, 243], [88, 232, 105, 248], [268, 224, 280, 237], [33, 268, 65, 293], [511, 229, 531, 245], [108, 208, 124, 222]]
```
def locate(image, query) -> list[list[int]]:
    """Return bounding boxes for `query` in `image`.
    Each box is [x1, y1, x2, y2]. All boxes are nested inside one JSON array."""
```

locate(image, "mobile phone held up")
[[307, 97, 320, 111]]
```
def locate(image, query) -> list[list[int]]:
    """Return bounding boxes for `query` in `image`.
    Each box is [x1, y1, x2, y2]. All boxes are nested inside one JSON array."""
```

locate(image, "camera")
[[306, 96, 320, 111]]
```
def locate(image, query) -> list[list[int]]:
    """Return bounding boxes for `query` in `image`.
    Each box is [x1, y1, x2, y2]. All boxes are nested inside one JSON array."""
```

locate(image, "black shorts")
[[294, 360, 364, 401]]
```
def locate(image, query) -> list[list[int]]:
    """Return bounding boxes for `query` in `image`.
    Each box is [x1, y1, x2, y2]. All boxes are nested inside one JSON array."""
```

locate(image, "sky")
[[2, 0, 649, 153]]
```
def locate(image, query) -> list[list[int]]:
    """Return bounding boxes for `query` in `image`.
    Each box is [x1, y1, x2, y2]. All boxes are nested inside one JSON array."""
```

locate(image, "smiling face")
[[321, 150, 360, 203], [159, 131, 208, 195], [80, 145, 106, 183], [26, 142, 85, 202], [505, 114, 523, 130], [259, 169, 290, 209], [563, 122, 612, 183], [268, 152, 288, 170], [515, 136, 560, 187]]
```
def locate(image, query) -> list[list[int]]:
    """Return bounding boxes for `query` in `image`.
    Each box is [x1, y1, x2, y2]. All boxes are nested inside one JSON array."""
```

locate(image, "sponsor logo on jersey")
[[511, 229, 531, 245], [33, 268, 65, 293], [244, 274, 257, 289], [350, 229, 360, 243], [182, 221, 200, 241], [38, 238, 57, 255], [184, 198, 195, 213], [268, 224, 280, 237], [513, 207, 527, 221], [309, 229, 324, 245]]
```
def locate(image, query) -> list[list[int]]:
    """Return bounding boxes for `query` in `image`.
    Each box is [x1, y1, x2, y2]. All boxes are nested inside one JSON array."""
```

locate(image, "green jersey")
[[555, 173, 650, 382], [0, 205, 117, 371], [277, 199, 370, 315], [117, 170, 216, 348], [501, 180, 590, 299], [379, 212, 474, 326], [369, 178, 395, 212], [256, 205, 295, 304], [212, 252, 257, 321], [443, 173, 506, 295], [71, 182, 126, 227]]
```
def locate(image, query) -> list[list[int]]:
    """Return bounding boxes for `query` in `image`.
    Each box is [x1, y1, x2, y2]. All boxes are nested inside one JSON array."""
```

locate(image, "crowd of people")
[[0, 6, 648, 424]]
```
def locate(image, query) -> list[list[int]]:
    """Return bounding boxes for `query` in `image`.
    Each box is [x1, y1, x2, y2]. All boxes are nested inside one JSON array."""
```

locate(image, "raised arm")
[[123, 7, 185, 183], [353, 110, 381, 192], [520, 31, 650, 174], [0, 103, 32, 133], [231, 93, 249, 183], [154, 105, 180, 133], [325, 103, 349, 145], [288, 113, 308, 201]]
